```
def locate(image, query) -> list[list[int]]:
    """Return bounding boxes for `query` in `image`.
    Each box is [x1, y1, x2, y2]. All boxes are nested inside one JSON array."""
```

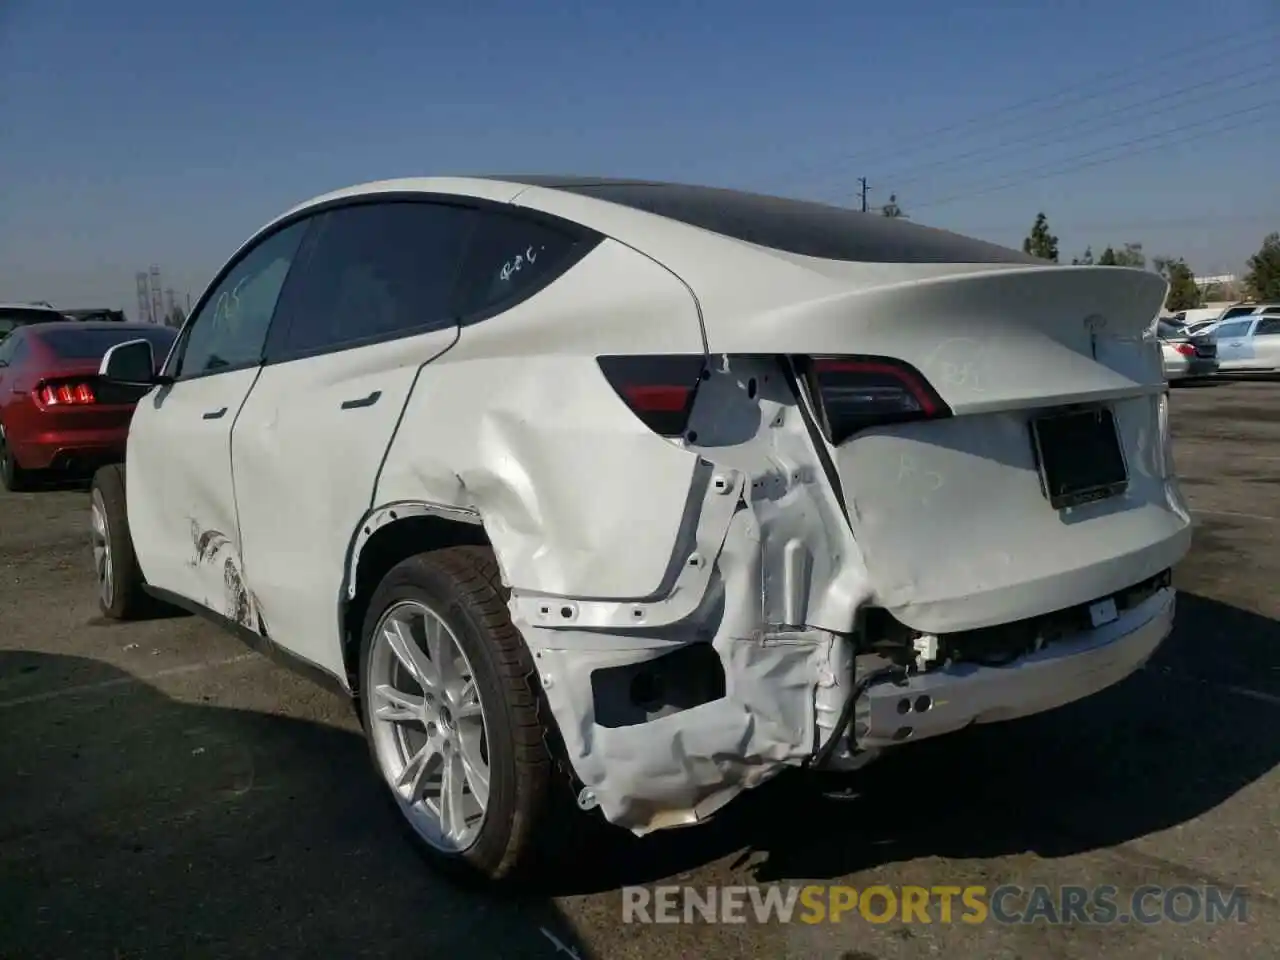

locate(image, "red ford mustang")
[[0, 321, 177, 490]]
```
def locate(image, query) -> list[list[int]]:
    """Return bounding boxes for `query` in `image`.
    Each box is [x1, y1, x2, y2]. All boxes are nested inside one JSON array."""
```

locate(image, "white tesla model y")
[[88, 176, 1191, 884]]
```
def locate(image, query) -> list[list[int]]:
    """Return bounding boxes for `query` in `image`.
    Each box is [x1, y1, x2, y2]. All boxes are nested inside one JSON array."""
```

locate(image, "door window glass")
[[1214, 320, 1252, 339], [272, 201, 475, 357], [175, 220, 309, 378], [1254, 317, 1280, 336]]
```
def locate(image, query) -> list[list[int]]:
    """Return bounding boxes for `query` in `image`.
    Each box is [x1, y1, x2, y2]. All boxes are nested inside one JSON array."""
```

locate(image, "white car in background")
[[1210, 312, 1280, 372], [88, 176, 1192, 887]]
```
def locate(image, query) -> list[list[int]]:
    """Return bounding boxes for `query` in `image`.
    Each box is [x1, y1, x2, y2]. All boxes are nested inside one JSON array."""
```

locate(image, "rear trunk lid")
[[747, 265, 1190, 633]]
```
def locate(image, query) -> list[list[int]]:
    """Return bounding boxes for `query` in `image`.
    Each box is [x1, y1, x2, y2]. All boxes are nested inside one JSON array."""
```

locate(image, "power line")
[[769, 22, 1278, 190], [958, 212, 1279, 236], [863, 68, 1279, 194], [908, 99, 1280, 213]]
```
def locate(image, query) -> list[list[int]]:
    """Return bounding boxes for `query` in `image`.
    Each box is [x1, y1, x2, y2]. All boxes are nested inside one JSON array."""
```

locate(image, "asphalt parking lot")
[[2, 381, 1278, 960]]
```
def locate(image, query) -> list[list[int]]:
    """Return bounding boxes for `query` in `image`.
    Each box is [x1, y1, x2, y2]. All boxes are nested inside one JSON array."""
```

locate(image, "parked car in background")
[[86, 177, 1192, 889], [0, 322, 177, 490], [1215, 301, 1280, 324], [1158, 318, 1218, 380], [64, 308, 127, 323], [1210, 313, 1280, 373], [0, 303, 72, 341]]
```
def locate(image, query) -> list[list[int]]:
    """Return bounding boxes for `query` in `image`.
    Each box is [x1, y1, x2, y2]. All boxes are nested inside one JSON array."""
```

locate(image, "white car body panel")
[[232, 329, 459, 678], [372, 237, 706, 600], [117, 176, 1195, 838], [125, 370, 258, 612], [1216, 315, 1280, 371], [1215, 318, 1258, 369]]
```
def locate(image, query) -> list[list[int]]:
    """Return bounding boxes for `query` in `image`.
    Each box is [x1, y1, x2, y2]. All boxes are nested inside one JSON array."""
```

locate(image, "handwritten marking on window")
[[499, 244, 543, 282]]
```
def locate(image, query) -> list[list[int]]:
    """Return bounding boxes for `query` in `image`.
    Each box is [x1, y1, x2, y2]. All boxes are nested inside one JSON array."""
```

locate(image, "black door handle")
[[340, 390, 381, 410], [202, 407, 228, 420]]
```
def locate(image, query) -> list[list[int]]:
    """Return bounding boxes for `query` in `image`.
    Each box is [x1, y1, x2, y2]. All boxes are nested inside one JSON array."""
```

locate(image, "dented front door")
[[126, 218, 310, 621]]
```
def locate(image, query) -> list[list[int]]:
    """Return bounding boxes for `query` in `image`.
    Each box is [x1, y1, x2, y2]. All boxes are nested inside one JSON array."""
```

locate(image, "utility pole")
[[857, 177, 868, 213]]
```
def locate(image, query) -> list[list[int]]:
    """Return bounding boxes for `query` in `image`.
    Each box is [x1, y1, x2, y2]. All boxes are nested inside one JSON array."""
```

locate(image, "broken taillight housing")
[[33, 379, 97, 409], [597, 354, 706, 437], [799, 356, 950, 445], [1173, 343, 1196, 357]]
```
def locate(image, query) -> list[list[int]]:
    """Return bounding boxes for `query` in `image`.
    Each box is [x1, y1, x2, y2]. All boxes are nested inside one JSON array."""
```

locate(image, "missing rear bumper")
[[854, 586, 1174, 750]]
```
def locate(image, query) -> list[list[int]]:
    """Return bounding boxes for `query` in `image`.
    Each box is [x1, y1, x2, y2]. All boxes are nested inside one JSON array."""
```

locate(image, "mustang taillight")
[[1173, 343, 1196, 357], [597, 354, 706, 437], [800, 355, 950, 445], [34, 379, 97, 408]]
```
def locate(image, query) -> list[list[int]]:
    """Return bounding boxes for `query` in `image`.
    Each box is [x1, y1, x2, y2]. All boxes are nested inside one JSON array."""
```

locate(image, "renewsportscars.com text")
[[622, 884, 1249, 926]]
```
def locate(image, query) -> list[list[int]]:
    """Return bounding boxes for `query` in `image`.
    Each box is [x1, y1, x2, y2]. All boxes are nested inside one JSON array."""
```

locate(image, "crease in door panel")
[[225, 363, 269, 634], [367, 325, 462, 513]]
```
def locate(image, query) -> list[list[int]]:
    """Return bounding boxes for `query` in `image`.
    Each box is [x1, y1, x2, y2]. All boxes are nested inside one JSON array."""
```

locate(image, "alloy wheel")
[[367, 599, 492, 853], [90, 489, 114, 608]]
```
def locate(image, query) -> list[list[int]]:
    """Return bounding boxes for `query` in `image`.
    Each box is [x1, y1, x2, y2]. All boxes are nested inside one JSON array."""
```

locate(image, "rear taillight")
[[597, 354, 706, 437], [1173, 343, 1196, 356], [799, 355, 950, 445], [34, 379, 97, 409]]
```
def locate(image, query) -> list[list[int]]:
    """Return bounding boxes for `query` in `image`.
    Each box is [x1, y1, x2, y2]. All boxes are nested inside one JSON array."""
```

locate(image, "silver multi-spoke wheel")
[[368, 599, 491, 853], [90, 488, 114, 608]]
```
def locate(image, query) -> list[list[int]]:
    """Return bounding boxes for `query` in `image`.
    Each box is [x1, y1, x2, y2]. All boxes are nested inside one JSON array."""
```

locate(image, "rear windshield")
[[1157, 320, 1183, 338], [0, 307, 68, 334], [507, 178, 1041, 265], [37, 326, 177, 361]]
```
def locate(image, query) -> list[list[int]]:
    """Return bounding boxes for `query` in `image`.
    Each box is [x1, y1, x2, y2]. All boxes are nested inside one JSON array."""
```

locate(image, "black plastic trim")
[[142, 584, 351, 698]]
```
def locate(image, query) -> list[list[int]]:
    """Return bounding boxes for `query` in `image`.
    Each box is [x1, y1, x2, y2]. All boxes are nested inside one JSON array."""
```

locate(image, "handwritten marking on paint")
[[921, 337, 989, 393], [896, 451, 944, 506]]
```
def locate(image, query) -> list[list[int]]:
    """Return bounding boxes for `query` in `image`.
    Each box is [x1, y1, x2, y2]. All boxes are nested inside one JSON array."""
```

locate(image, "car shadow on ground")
[[548, 591, 1280, 893], [0, 651, 594, 960]]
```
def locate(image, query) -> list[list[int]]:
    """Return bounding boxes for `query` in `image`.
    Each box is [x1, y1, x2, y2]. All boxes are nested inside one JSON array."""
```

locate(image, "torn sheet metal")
[[507, 357, 876, 833]]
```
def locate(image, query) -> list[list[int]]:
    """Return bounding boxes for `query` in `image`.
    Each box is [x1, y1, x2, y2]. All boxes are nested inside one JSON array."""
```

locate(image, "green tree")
[[1022, 213, 1059, 262], [1244, 232, 1280, 300], [1072, 246, 1094, 265], [881, 193, 905, 218], [1098, 246, 1118, 265], [1112, 242, 1145, 268], [1154, 257, 1201, 311], [166, 305, 187, 328]]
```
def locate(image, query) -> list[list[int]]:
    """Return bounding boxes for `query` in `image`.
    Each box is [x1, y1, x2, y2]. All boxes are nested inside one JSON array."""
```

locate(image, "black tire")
[[0, 429, 33, 492], [90, 464, 149, 619], [358, 545, 558, 886]]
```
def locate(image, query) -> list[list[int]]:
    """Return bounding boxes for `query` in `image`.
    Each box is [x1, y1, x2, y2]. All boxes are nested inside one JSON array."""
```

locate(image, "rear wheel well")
[[342, 515, 491, 692]]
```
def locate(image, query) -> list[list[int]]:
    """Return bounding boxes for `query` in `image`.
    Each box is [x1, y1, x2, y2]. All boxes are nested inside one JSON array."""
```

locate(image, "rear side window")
[[37, 327, 177, 361], [272, 201, 475, 358], [0, 308, 66, 336], [452, 211, 586, 321], [1255, 317, 1280, 336], [1219, 306, 1257, 321]]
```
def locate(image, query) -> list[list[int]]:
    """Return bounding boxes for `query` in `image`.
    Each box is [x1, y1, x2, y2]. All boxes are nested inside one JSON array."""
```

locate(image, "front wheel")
[[358, 546, 558, 885], [90, 464, 149, 619]]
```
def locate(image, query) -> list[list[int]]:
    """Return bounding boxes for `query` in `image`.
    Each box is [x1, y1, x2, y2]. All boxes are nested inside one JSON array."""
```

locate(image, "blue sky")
[[3, 0, 1277, 314]]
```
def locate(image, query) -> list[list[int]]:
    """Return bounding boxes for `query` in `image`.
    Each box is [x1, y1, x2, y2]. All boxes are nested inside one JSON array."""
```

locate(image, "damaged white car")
[[89, 176, 1192, 884]]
